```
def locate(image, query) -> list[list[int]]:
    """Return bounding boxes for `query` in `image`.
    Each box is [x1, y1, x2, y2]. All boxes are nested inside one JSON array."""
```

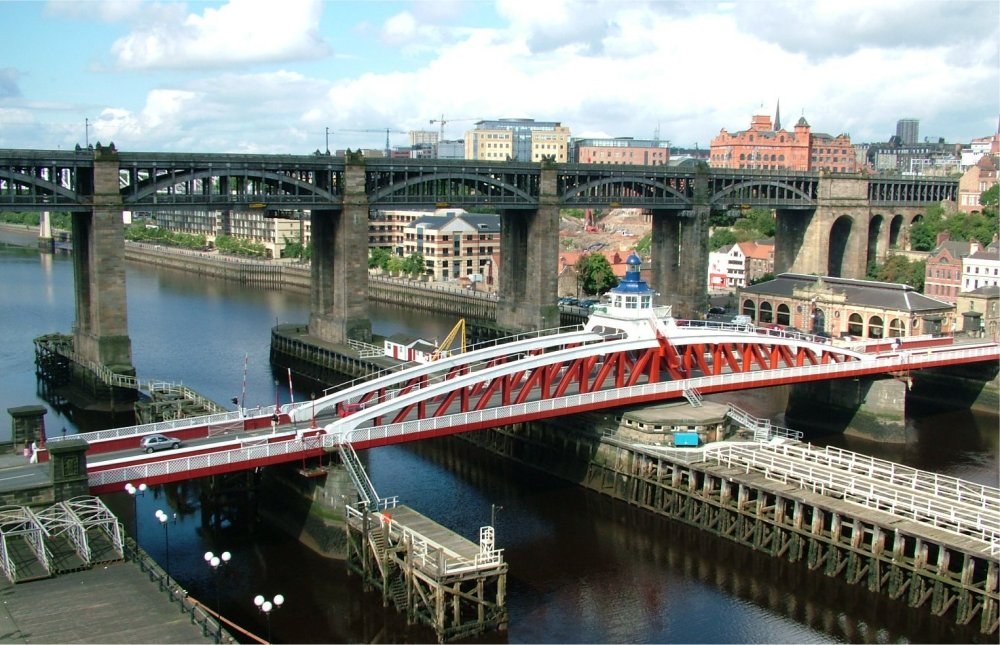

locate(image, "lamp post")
[[310, 392, 317, 429], [491, 503, 503, 529], [154, 509, 173, 578], [205, 550, 231, 637], [124, 482, 146, 542], [254, 593, 285, 643], [204, 550, 231, 610]]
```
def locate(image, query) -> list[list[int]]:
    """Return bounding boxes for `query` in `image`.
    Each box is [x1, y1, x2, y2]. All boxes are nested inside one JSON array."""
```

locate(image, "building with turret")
[[709, 106, 857, 173]]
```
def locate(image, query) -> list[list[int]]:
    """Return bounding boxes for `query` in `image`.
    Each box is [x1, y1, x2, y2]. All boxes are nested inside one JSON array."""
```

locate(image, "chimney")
[[969, 239, 982, 255], [936, 231, 950, 245]]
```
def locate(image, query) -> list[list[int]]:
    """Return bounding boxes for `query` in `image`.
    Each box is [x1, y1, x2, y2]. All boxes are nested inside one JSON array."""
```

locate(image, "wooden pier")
[[588, 437, 999, 635], [344, 501, 508, 642]]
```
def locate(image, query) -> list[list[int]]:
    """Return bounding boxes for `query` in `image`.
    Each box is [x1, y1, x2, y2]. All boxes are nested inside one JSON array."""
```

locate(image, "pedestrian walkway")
[[0, 557, 226, 643]]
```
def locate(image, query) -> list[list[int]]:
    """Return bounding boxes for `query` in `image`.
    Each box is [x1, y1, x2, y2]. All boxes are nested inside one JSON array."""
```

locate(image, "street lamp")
[[205, 550, 231, 637], [154, 509, 173, 579], [124, 482, 147, 541], [491, 503, 503, 528], [205, 550, 231, 609], [254, 593, 285, 643]]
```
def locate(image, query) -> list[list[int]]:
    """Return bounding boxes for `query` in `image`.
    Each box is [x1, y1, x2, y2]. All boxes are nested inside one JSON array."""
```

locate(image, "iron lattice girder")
[[335, 335, 861, 427], [0, 150, 960, 211]]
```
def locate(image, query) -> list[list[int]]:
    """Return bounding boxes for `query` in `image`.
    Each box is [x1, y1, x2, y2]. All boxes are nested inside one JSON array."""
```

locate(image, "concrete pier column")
[[38, 210, 54, 253], [786, 376, 908, 443], [496, 166, 559, 332], [649, 209, 707, 319], [72, 145, 133, 375], [308, 163, 371, 344]]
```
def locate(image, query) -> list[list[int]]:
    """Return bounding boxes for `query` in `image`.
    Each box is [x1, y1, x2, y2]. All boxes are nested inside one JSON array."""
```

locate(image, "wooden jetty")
[[345, 501, 508, 643], [588, 437, 999, 635]]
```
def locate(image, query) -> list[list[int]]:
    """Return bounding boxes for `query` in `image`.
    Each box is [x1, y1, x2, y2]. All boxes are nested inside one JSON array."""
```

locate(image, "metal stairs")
[[338, 443, 381, 507], [682, 388, 703, 407]]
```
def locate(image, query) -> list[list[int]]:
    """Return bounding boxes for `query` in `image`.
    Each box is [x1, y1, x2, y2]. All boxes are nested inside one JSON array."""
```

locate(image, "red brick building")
[[924, 233, 984, 304], [709, 109, 857, 173]]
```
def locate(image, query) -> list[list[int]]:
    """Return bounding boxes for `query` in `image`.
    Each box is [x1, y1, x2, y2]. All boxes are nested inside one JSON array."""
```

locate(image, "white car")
[[139, 433, 182, 453]]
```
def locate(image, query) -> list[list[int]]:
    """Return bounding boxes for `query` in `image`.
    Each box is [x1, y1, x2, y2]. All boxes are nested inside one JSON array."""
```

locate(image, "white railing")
[[326, 344, 1000, 447], [87, 430, 320, 488], [344, 505, 505, 577], [703, 443, 1000, 551], [726, 405, 803, 442]]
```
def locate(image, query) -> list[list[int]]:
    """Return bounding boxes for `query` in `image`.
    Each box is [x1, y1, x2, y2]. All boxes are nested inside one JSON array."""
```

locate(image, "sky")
[[1, 0, 998, 155]]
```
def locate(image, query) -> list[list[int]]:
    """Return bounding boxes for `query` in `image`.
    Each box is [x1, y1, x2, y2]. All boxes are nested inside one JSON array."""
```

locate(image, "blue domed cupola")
[[603, 252, 656, 315]]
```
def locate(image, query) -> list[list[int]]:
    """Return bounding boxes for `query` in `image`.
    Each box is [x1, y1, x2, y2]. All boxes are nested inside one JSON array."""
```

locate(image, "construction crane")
[[429, 319, 466, 361], [428, 115, 480, 143], [338, 128, 407, 158]]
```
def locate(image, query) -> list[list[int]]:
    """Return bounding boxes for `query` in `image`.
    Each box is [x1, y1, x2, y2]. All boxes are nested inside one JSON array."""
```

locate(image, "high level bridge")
[[0, 146, 957, 376]]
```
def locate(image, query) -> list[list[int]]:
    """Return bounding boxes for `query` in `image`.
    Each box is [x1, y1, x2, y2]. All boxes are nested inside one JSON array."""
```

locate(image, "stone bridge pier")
[[308, 161, 372, 344], [649, 208, 709, 319], [73, 148, 134, 376], [496, 167, 560, 332]]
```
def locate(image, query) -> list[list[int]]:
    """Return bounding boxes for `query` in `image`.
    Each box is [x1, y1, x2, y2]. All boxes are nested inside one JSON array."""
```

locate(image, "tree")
[[710, 229, 738, 250], [401, 252, 425, 278], [868, 254, 925, 291], [576, 253, 618, 295], [368, 247, 391, 270]]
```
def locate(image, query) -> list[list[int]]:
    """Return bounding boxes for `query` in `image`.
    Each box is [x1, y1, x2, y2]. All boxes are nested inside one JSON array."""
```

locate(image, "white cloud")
[[6, 0, 997, 153], [110, 0, 330, 70]]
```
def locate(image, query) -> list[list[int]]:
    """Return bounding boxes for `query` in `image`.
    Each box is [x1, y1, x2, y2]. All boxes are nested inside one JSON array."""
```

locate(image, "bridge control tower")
[[585, 253, 676, 341]]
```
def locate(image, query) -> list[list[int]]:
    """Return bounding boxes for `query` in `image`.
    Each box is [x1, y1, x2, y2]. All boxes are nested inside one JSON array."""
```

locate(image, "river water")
[[1, 229, 996, 644]]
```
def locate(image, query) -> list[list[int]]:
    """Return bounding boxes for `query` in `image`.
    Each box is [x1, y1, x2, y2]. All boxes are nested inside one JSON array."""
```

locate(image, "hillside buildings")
[[924, 233, 1000, 304]]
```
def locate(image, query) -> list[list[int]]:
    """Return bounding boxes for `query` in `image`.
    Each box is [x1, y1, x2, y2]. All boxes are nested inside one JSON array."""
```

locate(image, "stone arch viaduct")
[[0, 145, 956, 375]]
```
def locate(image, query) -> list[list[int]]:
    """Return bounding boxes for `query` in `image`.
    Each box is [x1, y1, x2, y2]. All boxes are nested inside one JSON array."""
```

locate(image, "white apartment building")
[[962, 242, 1000, 293]]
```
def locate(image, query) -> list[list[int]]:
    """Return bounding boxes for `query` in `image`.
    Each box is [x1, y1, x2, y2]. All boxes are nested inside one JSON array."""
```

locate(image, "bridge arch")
[[369, 171, 536, 207], [828, 215, 854, 277], [709, 179, 817, 210], [124, 168, 339, 206], [559, 176, 690, 207]]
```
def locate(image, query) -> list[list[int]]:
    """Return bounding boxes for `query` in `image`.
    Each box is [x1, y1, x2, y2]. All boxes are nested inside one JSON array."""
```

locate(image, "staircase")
[[725, 404, 803, 442], [338, 443, 381, 507], [682, 388, 703, 407]]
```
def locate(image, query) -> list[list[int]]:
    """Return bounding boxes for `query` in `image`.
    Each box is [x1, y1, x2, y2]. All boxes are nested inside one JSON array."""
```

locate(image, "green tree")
[[368, 247, 391, 270], [401, 252, 425, 277], [576, 253, 618, 295], [868, 255, 925, 291], [736, 208, 776, 237], [710, 229, 738, 250], [980, 184, 998, 215]]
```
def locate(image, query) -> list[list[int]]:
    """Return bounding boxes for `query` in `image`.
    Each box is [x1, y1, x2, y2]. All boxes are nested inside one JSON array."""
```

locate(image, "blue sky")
[[1, 0, 998, 154]]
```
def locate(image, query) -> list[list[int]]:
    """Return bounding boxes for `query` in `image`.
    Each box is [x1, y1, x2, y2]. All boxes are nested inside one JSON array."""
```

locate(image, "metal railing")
[[703, 442, 1000, 551]]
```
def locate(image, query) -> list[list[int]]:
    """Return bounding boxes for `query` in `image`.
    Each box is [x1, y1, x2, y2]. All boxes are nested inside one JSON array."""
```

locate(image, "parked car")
[[139, 433, 182, 453], [707, 306, 726, 315]]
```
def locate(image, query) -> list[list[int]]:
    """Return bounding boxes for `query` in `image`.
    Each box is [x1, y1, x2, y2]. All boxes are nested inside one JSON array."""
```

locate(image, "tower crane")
[[428, 115, 480, 143], [338, 128, 407, 158]]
